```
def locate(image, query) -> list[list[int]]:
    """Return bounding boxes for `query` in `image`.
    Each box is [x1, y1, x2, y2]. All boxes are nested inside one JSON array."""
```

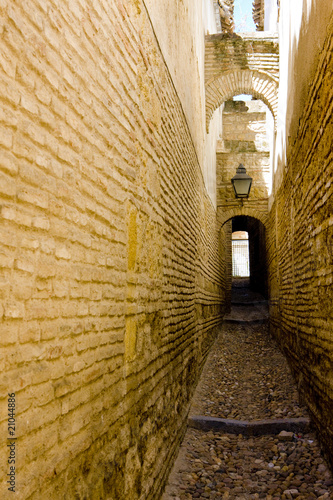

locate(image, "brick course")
[[205, 33, 279, 131], [268, 14, 333, 468], [0, 1, 226, 498]]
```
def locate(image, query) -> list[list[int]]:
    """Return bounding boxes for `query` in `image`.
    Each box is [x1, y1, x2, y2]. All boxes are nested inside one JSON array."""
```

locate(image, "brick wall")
[[268, 13, 333, 467], [204, 32, 279, 131], [0, 1, 226, 497]]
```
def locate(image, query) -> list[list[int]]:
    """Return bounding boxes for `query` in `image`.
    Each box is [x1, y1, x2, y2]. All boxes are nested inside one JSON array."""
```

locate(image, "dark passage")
[[232, 216, 268, 299]]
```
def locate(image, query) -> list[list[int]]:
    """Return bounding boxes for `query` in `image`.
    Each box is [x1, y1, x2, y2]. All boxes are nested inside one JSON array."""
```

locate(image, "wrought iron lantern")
[[231, 164, 252, 200]]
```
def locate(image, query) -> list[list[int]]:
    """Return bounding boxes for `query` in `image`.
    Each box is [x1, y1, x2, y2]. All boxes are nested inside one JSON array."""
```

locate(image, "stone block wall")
[[268, 13, 333, 467], [0, 1, 226, 498], [216, 99, 270, 222]]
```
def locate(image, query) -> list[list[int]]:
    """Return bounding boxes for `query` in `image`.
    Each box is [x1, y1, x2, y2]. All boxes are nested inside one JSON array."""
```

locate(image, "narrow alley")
[[163, 283, 333, 499], [0, 0, 331, 498]]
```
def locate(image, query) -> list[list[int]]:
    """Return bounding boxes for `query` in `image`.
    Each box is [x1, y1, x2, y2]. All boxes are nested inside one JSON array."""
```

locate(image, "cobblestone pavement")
[[190, 323, 307, 421], [163, 289, 333, 499], [163, 428, 333, 499]]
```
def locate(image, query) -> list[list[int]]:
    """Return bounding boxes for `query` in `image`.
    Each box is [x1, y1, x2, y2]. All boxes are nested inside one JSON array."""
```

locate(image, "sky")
[[233, 0, 256, 32], [233, 0, 256, 100]]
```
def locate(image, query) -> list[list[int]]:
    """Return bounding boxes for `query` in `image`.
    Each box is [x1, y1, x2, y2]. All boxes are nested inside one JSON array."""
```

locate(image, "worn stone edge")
[[231, 301, 268, 306], [223, 318, 269, 324], [188, 416, 311, 435]]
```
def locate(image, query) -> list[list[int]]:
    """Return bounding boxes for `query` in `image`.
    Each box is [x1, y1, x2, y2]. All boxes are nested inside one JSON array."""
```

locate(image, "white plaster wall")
[[266, 109, 275, 196], [270, 0, 332, 199], [203, 0, 220, 35], [203, 1, 223, 207], [264, 0, 278, 31], [205, 106, 223, 206], [143, 0, 222, 206]]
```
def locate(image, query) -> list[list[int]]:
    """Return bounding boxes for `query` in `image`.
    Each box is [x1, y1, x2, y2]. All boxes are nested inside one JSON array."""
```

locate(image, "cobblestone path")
[[162, 288, 333, 500]]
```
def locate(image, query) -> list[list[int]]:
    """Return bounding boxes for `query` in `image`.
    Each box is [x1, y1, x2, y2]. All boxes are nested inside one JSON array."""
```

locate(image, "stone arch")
[[205, 69, 278, 132], [218, 206, 268, 230], [228, 213, 268, 297]]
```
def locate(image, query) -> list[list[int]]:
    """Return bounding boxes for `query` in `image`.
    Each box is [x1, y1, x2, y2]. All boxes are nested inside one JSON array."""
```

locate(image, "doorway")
[[231, 216, 268, 298]]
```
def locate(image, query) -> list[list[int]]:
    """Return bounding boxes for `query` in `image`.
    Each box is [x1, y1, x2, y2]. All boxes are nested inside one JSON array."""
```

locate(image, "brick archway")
[[206, 69, 278, 132], [218, 206, 268, 229]]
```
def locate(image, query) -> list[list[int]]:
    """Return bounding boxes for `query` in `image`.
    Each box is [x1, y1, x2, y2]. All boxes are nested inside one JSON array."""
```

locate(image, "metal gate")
[[232, 239, 250, 277]]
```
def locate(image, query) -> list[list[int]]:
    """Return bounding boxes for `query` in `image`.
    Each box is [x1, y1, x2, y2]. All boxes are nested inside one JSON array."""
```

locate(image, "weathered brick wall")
[[0, 1, 226, 498], [268, 13, 333, 467], [205, 33, 279, 83], [204, 32, 279, 130]]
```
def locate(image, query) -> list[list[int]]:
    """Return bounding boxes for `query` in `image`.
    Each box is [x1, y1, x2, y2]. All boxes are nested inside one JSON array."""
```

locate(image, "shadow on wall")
[[232, 215, 268, 298]]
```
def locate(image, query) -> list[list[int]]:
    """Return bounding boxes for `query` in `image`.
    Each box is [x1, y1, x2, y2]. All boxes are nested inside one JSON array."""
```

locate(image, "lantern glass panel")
[[232, 178, 252, 197]]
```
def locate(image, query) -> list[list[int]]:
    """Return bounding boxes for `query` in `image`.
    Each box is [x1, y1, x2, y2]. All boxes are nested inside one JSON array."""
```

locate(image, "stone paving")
[[162, 287, 333, 500], [163, 429, 333, 499], [190, 322, 306, 422]]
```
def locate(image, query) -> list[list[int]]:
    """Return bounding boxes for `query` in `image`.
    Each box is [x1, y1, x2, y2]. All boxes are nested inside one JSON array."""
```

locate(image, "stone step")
[[188, 415, 311, 436], [223, 317, 269, 324], [231, 300, 268, 306]]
